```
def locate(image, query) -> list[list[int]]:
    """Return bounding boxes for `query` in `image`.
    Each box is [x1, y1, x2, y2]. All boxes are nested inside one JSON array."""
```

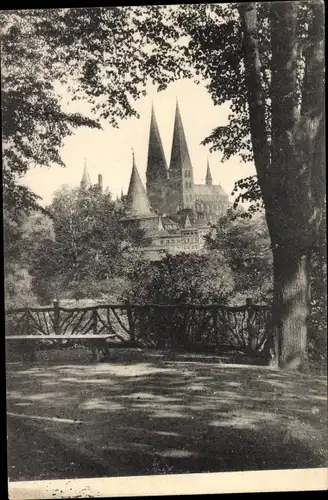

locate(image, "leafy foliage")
[[125, 251, 234, 305], [3, 184, 151, 306], [0, 10, 101, 214], [37, 185, 147, 300], [3, 209, 38, 308], [206, 207, 273, 303]]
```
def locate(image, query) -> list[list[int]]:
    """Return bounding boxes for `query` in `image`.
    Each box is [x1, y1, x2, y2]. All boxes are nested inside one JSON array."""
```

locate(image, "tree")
[[0, 10, 101, 216], [206, 208, 273, 303], [238, 2, 325, 370], [19, 211, 58, 304], [138, 2, 324, 370], [43, 184, 148, 301], [3, 209, 38, 308], [3, 189, 149, 306]]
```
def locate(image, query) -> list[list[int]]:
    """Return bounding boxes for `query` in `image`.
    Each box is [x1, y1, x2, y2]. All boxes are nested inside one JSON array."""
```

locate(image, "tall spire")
[[169, 100, 193, 174], [169, 100, 194, 210], [146, 103, 169, 214], [81, 158, 92, 188], [205, 158, 213, 186], [126, 150, 153, 218]]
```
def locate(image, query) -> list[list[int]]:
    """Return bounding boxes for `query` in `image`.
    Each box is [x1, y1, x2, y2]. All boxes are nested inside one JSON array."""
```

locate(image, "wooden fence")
[[5, 298, 272, 354]]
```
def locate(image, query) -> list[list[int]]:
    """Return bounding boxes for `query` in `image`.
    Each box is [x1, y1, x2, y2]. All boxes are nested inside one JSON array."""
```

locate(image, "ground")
[[6, 349, 328, 482]]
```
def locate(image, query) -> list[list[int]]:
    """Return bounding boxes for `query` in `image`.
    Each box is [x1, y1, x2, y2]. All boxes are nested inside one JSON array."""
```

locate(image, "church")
[[81, 100, 229, 259], [144, 100, 229, 221], [121, 100, 229, 258]]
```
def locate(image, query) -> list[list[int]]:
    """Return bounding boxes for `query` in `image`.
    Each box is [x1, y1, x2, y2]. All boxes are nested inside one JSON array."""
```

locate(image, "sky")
[[21, 78, 256, 206]]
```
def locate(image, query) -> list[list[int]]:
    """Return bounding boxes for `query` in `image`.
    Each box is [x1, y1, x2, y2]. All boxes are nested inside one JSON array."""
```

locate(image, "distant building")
[[145, 100, 229, 221], [80, 100, 230, 259]]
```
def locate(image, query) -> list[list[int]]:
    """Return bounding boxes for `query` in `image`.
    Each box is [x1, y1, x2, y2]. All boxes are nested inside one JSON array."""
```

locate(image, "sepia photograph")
[[2, 2, 327, 498]]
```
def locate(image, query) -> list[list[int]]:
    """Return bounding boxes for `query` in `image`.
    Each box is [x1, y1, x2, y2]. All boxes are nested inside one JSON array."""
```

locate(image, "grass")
[[6, 349, 328, 481]]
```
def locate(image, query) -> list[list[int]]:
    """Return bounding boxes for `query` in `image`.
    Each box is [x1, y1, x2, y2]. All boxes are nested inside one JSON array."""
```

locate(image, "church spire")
[[126, 150, 153, 218], [80, 158, 92, 188], [205, 158, 213, 186], [169, 100, 193, 174], [169, 99, 194, 210], [146, 103, 168, 214]]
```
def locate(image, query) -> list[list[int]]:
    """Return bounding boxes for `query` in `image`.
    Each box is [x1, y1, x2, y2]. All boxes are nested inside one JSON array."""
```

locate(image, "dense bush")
[[4, 265, 38, 309], [125, 251, 234, 305]]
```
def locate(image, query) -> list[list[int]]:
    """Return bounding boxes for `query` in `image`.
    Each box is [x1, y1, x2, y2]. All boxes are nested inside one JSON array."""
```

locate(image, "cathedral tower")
[[168, 100, 194, 213], [146, 104, 169, 214]]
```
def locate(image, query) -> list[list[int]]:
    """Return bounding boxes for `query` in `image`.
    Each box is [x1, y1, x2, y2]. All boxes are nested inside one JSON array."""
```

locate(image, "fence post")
[[246, 297, 256, 350], [24, 308, 30, 335], [127, 306, 135, 341], [138, 306, 145, 343], [53, 299, 61, 336], [212, 306, 219, 350], [182, 307, 190, 350], [92, 309, 98, 335]]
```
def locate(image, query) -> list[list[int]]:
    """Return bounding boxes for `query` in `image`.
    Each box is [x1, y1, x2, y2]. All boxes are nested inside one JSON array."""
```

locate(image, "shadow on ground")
[[6, 349, 328, 481]]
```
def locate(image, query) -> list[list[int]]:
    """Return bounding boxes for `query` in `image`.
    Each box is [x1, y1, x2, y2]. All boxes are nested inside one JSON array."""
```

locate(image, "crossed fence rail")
[[5, 299, 272, 355]]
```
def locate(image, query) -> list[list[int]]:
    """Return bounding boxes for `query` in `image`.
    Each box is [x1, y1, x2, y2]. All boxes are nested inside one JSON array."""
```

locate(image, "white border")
[[8, 468, 328, 499]]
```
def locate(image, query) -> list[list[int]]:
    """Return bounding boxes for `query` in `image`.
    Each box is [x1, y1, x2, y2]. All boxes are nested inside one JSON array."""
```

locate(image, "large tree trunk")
[[270, 2, 311, 371], [272, 246, 309, 370], [240, 2, 322, 370], [301, 1, 325, 243]]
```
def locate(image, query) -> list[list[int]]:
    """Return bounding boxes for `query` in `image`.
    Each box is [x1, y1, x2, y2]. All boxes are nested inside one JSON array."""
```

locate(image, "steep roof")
[[169, 100, 193, 177], [126, 152, 153, 218], [146, 104, 168, 183], [194, 184, 228, 197]]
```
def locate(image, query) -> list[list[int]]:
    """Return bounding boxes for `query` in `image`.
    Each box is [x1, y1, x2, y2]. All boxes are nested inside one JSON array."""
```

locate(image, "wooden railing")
[[5, 299, 272, 353]]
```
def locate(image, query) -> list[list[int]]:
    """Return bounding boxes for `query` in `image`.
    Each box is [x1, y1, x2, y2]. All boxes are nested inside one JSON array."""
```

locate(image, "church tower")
[[146, 104, 169, 215], [205, 159, 213, 186], [126, 151, 153, 219], [80, 158, 92, 188], [168, 100, 194, 213]]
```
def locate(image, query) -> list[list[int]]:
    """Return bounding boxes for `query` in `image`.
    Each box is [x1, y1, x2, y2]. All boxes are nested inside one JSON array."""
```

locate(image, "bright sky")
[[21, 78, 256, 206]]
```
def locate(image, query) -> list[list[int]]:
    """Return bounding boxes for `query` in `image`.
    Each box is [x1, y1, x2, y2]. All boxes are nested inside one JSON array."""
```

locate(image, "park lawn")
[[6, 349, 328, 481]]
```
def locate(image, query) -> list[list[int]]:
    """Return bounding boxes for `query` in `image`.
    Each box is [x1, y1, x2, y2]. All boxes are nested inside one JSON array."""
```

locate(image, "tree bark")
[[272, 246, 309, 370], [300, 1, 325, 245], [239, 3, 274, 236], [270, 2, 310, 371], [240, 2, 321, 370]]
